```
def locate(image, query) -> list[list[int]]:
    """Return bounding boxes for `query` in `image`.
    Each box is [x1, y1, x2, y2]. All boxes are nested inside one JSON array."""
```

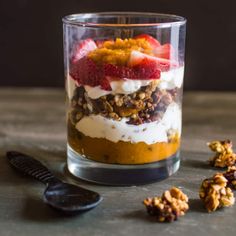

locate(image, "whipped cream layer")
[[75, 102, 181, 144], [68, 66, 184, 99]]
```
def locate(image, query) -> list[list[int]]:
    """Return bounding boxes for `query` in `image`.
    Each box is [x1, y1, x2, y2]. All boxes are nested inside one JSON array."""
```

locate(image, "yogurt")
[[75, 102, 181, 144]]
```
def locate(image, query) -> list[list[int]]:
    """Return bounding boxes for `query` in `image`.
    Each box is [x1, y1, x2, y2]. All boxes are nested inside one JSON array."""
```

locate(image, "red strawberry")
[[70, 57, 112, 91], [100, 77, 112, 91], [134, 34, 161, 48], [72, 39, 97, 63], [70, 57, 101, 87], [103, 60, 160, 80], [103, 64, 135, 79], [154, 43, 175, 59], [129, 50, 178, 72], [132, 58, 161, 79]]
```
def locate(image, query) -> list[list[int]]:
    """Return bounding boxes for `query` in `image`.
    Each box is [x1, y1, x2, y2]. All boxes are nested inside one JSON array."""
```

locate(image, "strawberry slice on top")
[[129, 50, 178, 72], [72, 38, 97, 63], [134, 34, 161, 49], [154, 43, 175, 59]]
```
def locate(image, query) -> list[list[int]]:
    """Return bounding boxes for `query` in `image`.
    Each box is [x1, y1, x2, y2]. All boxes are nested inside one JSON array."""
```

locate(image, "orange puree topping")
[[88, 38, 152, 66]]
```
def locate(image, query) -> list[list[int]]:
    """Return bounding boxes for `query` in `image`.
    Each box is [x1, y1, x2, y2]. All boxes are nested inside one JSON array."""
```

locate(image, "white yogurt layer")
[[84, 79, 153, 99], [158, 66, 184, 90], [75, 102, 181, 144], [81, 66, 184, 99]]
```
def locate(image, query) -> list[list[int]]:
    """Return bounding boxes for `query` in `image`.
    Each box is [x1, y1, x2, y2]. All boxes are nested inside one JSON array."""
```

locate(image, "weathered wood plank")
[[0, 89, 235, 236]]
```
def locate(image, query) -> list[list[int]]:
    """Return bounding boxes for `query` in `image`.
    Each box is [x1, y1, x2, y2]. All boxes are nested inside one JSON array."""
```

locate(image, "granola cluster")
[[223, 166, 236, 190], [143, 187, 189, 222], [207, 140, 236, 168], [199, 173, 235, 212], [70, 82, 178, 126]]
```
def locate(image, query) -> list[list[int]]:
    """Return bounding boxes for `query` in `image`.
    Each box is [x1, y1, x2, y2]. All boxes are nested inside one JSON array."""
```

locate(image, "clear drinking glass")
[[63, 12, 186, 185]]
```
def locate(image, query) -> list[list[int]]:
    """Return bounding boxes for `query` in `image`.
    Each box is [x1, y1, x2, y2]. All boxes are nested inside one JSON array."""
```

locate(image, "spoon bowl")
[[44, 181, 102, 212]]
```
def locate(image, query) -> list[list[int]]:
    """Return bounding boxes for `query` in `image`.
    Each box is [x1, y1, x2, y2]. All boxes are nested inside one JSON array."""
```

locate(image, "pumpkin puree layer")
[[68, 124, 180, 164]]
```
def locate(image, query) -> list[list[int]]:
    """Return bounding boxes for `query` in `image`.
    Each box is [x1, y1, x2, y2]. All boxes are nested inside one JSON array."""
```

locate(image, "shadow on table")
[[181, 159, 210, 169], [180, 151, 219, 170], [189, 199, 206, 213], [22, 196, 85, 222], [23, 196, 64, 222], [121, 209, 161, 223]]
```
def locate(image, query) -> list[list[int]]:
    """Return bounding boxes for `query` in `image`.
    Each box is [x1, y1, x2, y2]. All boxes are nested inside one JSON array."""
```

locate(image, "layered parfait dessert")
[[66, 34, 184, 164]]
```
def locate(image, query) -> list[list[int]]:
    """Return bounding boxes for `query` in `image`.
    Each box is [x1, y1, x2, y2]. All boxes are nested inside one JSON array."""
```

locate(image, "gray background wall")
[[0, 0, 236, 90]]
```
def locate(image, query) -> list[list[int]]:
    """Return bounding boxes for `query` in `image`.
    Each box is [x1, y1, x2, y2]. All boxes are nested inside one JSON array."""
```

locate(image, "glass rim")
[[62, 12, 186, 28]]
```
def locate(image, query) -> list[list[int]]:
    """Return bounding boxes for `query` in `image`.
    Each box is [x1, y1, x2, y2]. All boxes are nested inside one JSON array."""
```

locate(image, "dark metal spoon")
[[6, 151, 102, 213]]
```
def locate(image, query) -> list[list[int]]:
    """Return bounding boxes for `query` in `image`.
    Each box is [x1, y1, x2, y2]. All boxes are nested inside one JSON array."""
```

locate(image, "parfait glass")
[[63, 12, 186, 185]]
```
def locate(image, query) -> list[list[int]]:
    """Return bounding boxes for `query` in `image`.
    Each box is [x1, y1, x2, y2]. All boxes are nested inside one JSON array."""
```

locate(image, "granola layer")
[[69, 82, 179, 126]]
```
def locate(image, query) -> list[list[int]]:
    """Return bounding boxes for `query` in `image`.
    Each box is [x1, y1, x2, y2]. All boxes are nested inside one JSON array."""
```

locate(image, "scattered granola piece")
[[199, 173, 235, 212], [223, 166, 236, 190], [208, 140, 233, 153], [207, 140, 236, 168], [143, 187, 189, 222]]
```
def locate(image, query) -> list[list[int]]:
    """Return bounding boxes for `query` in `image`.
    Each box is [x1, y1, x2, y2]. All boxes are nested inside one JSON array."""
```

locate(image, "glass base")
[[67, 145, 180, 186]]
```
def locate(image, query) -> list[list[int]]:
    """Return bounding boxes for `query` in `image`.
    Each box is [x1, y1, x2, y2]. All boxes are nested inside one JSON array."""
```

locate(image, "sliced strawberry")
[[132, 58, 161, 79], [129, 50, 146, 66], [100, 77, 112, 91], [103, 59, 160, 80], [70, 57, 101, 87], [70, 57, 112, 91], [103, 64, 135, 79], [153, 43, 175, 59], [134, 34, 161, 48], [72, 39, 97, 63], [70, 49, 165, 90], [129, 50, 178, 72]]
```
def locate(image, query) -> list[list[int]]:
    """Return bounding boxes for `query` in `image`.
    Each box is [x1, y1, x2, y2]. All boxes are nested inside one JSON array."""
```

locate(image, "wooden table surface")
[[0, 89, 236, 236]]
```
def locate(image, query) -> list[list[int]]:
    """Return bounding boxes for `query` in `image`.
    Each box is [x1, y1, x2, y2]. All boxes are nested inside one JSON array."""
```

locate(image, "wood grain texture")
[[0, 89, 236, 236]]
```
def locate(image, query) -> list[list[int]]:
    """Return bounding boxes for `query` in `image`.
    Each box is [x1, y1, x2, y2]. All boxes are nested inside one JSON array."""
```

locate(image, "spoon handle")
[[6, 151, 59, 185]]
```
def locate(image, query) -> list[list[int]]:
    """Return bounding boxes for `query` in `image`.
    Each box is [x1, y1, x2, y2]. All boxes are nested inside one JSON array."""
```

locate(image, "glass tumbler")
[[63, 12, 186, 185]]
